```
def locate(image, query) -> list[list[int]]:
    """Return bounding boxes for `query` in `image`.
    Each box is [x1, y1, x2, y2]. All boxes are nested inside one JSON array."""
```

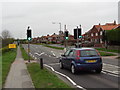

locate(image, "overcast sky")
[[1, 0, 119, 39]]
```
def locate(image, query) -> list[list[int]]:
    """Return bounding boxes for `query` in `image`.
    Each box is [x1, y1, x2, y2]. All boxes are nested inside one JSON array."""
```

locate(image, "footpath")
[[4, 46, 34, 88]]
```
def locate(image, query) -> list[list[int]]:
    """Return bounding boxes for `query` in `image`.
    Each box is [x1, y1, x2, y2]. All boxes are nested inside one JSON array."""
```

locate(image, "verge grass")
[[27, 63, 72, 88], [96, 48, 120, 53], [20, 45, 33, 60]]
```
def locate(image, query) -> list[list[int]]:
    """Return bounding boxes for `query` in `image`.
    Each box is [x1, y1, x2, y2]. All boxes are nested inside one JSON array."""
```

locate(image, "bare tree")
[[1, 30, 14, 47], [2, 30, 11, 39]]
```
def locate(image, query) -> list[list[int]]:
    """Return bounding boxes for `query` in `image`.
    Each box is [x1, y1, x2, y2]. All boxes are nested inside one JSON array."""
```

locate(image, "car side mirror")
[[61, 54, 65, 57]]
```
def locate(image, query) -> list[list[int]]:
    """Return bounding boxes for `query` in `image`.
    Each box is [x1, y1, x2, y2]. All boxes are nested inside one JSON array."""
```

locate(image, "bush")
[[2, 38, 14, 47], [1, 46, 12, 54], [106, 28, 120, 45]]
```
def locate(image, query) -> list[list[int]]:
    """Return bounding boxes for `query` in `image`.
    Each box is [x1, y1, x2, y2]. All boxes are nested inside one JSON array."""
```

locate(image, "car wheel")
[[71, 65, 76, 74], [60, 61, 63, 69], [96, 68, 102, 73]]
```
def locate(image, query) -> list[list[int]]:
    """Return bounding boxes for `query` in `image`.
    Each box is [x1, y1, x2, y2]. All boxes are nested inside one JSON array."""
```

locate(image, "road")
[[22, 44, 119, 89]]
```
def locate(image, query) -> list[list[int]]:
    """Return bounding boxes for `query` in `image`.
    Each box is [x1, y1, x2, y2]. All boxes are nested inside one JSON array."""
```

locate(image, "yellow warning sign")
[[9, 44, 16, 48]]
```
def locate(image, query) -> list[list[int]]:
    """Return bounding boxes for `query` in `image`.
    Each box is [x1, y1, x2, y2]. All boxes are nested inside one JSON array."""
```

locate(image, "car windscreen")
[[80, 50, 99, 57]]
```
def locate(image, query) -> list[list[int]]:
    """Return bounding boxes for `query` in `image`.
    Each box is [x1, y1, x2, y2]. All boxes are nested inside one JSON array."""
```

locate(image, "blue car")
[[59, 48, 102, 74]]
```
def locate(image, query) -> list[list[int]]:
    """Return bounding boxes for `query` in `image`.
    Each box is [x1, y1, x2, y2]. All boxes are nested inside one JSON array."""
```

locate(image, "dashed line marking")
[[49, 55, 51, 57], [32, 55, 34, 58], [102, 69, 118, 75], [103, 63, 119, 68], [102, 71, 119, 77], [51, 51, 56, 56], [52, 53, 56, 56]]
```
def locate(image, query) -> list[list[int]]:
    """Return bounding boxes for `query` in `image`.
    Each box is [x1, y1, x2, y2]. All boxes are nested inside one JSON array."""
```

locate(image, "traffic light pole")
[[77, 26, 79, 48], [28, 40, 30, 62]]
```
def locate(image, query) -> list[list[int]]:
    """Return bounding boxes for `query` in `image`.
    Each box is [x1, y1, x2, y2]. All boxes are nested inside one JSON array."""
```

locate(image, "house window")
[[100, 39, 102, 43], [96, 33, 98, 36], [100, 31, 102, 35], [91, 33, 93, 36]]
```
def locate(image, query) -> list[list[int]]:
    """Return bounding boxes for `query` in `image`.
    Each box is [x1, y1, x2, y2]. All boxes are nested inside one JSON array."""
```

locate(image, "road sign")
[[9, 44, 16, 48]]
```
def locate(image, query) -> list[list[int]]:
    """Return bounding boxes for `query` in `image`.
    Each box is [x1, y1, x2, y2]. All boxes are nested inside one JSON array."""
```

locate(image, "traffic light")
[[65, 31, 69, 40], [27, 30, 32, 41], [74, 28, 81, 39]]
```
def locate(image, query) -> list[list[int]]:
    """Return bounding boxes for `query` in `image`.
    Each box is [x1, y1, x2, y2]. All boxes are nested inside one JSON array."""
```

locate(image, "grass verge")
[[2, 48, 17, 86], [96, 48, 120, 53], [20, 45, 33, 60], [27, 63, 71, 88], [43, 45, 64, 50], [99, 51, 116, 56], [42, 45, 116, 56]]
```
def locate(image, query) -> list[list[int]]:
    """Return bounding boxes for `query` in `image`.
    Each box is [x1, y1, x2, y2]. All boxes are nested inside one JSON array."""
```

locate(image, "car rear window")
[[80, 50, 99, 57]]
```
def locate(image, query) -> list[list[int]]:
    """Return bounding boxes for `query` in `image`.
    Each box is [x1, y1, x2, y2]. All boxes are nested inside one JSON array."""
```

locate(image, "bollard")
[[40, 58, 43, 69]]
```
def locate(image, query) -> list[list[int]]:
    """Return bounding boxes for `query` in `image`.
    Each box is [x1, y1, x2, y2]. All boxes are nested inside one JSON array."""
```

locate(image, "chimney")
[[114, 20, 116, 25], [99, 23, 101, 25]]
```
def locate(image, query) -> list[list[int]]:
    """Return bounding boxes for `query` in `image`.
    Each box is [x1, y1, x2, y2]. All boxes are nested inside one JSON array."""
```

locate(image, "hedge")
[[106, 28, 120, 44]]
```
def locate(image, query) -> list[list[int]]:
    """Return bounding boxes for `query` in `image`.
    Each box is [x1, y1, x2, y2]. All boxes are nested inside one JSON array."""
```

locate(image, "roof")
[[94, 24, 120, 31]]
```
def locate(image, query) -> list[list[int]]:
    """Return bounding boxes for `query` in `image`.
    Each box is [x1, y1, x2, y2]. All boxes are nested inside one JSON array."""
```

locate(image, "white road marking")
[[35, 52, 45, 56], [103, 63, 119, 68], [44, 64, 86, 90], [102, 71, 119, 77], [56, 56, 59, 58], [51, 51, 56, 56], [39, 52, 45, 56], [49, 55, 51, 57], [52, 53, 56, 56], [102, 69, 118, 75], [32, 55, 34, 58]]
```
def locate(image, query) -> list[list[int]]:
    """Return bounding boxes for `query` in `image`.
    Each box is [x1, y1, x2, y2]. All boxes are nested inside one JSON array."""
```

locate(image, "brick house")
[[82, 21, 120, 47]]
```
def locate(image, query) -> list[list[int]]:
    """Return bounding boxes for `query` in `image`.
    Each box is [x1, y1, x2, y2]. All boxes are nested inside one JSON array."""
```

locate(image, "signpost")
[[9, 44, 16, 48]]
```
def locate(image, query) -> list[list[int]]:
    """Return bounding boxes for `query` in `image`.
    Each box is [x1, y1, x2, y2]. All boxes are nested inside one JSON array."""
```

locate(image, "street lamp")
[[52, 22, 61, 31]]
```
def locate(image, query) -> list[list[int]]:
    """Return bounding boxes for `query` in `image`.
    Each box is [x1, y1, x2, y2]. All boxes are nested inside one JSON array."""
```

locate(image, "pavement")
[[4, 46, 34, 88]]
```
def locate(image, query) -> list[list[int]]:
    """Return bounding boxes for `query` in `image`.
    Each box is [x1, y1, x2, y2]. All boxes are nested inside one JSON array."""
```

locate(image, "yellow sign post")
[[9, 44, 16, 48]]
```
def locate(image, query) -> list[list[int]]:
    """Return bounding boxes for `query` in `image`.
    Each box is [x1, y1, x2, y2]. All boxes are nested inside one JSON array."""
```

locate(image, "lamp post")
[[52, 22, 61, 31], [52, 22, 62, 44]]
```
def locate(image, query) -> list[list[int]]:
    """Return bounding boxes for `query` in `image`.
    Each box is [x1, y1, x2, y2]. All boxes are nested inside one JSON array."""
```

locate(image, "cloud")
[[1, 2, 118, 39]]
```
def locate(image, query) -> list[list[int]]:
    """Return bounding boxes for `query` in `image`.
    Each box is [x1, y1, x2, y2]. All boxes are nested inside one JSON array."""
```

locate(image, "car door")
[[62, 49, 71, 68], [65, 50, 74, 69]]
